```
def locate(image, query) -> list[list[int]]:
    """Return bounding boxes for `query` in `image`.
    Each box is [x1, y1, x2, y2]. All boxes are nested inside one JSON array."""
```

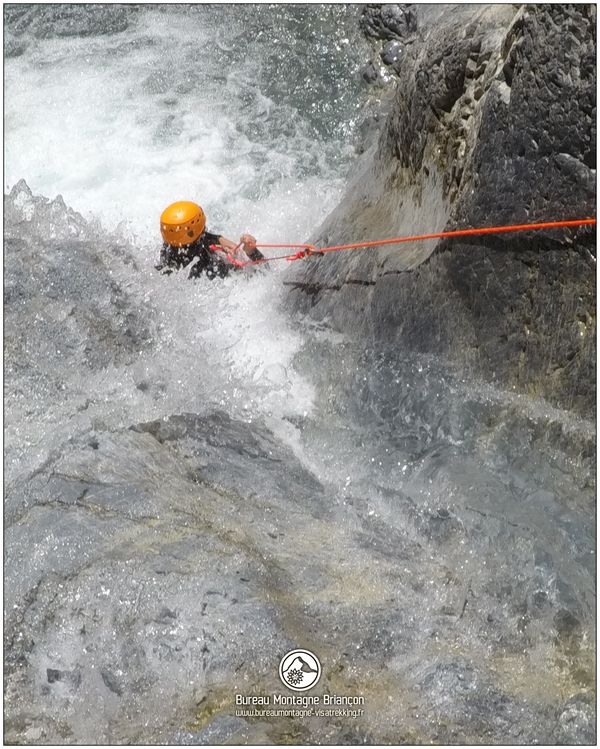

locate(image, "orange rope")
[[316, 218, 597, 254], [211, 218, 596, 268]]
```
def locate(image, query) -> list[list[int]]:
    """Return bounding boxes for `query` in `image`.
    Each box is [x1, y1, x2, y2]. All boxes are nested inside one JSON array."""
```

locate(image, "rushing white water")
[[5, 5, 372, 455], [5, 5, 367, 239], [4, 6, 595, 745]]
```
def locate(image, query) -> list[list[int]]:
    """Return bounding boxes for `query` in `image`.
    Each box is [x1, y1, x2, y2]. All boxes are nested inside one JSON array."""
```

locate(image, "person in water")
[[156, 200, 264, 279]]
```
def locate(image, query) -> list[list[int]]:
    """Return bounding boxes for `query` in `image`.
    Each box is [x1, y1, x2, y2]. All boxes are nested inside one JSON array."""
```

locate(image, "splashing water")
[[4, 5, 595, 745], [5, 5, 368, 239], [5, 4, 371, 468]]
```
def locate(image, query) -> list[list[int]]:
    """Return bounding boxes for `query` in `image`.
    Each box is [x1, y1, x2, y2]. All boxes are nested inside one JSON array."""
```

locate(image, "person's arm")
[[217, 234, 258, 257], [217, 236, 239, 253]]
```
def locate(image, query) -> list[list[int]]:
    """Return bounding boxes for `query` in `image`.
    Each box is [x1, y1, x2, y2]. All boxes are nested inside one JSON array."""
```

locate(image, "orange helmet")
[[160, 201, 206, 246]]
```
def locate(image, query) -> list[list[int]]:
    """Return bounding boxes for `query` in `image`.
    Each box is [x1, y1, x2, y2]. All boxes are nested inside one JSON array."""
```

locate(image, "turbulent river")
[[4, 5, 596, 745]]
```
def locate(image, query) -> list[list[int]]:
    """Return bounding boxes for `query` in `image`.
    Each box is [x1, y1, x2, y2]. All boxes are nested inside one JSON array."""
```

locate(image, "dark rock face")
[[130, 411, 327, 518], [288, 5, 596, 416], [369, 236, 595, 414], [360, 4, 418, 41], [452, 5, 596, 226]]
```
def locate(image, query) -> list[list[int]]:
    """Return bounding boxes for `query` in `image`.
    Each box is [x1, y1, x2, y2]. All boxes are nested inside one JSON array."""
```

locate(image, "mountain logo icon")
[[279, 649, 321, 691]]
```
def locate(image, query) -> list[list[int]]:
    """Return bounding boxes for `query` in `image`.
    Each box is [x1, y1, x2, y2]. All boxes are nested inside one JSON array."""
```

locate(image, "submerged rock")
[[4, 4, 133, 39]]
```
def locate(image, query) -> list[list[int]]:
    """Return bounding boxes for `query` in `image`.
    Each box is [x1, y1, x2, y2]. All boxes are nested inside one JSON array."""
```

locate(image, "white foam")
[[5, 5, 368, 444], [5, 7, 363, 239]]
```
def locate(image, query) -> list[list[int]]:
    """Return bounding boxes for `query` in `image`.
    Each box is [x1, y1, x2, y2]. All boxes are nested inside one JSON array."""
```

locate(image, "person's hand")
[[240, 233, 257, 252]]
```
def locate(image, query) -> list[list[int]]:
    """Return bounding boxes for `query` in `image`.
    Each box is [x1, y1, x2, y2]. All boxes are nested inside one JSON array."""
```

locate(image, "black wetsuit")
[[156, 230, 264, 280]]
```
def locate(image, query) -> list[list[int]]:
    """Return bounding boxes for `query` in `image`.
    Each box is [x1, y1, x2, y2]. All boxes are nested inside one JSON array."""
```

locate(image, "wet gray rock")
[[361, 4, 417, 41], [4, 415, 308, 743], [6, 381, 595, 743], [452, 6, 596, 226], [360, 61, 380, 85], [380, 40, 405, 67], [130, 410, 328, 518], [288, 4, 596, 416], [4, 32, 27, 57], [172, 715, 271, 745], [4, 182, 152, 390], [4, 4, 133, 39], [363, 236, 595, 414], [554, 693, 597, 745]]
